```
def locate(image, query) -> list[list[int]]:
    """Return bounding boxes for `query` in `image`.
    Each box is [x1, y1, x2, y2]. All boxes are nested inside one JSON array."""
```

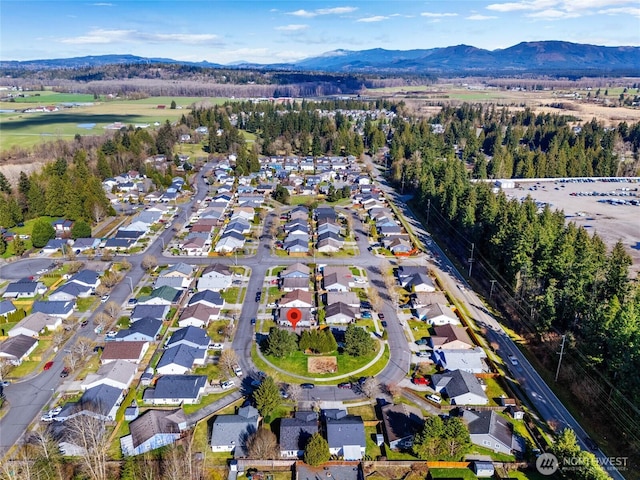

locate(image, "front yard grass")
[[207, 320, 231, 342], [483, 376, 510, 406], [408, 319, 431, 340], [75, 296, 98, 312], [220, 287, 241, 303], [348, 404, 377, 421], [429, 468, 477, 480]]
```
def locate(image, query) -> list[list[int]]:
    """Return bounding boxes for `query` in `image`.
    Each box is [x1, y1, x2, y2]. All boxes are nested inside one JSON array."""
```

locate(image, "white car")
[[209, 343, 224, 350], [508, 354, 519, 366], [233, 365, 243, 377], [106, 330, 118, 338], [266, 303, 277, 309], [221, 380, 235, 390], [427, 394, 442, 404], [40, 413, 54, 422], [49, 406, 62, 416], [101, 295, 110, 303]]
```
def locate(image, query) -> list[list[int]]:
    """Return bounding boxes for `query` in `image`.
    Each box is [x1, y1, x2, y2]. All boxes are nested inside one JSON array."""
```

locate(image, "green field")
[[0, 92, 234, 151]]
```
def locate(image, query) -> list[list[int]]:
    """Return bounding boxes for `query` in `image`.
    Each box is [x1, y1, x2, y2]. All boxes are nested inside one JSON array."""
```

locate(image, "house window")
[[495, 443, 501, 449], [483, 440, 491, 446]]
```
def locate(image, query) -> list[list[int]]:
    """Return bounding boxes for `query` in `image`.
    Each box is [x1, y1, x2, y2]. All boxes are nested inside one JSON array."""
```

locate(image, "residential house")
[[156, 344, 206, 375], [42, 238, 71, 254], [462, 410, 517, 455], [285, 238, 309, 254], [381, 403, 424, 450], [101, 341, 149, 365], [323, 266, 351, 292], [137, 286, 182, 306], [81, 359, 138, 391], [182, 236, 207, 256], [411, 292, 448, 309], [67, 270, 101, 290], [165, 326, 211, 350], [316, 237, 342, 253], [404, 273, 436, 293], [210, 406, 260, 456], [432, 347, 487, 373], [48, 282, 92, 302], [120, 409, 187, 456], [279, 289, 313, 308], [3, 280, 46, 299], [431, 369, 488, 405], [277, 307, 314, 328], [325, 292, 360, 308], [279, 411, 318, 458], [0, 334, 38, 365], [154, 276, 189, 290], [197, 264, 233, 291], [8, 312, 61, 337], [0, 300, 16, 318], [103, 238, 134, 250], [114, 318, 163, 342], [131, 304, 169, 321], [143, 375, 208, 405], [56, 384, 124, 422], [316, 222, 341, 236], [325, 302, 357, 324], [52, 219, 74, 236], [162, 263, 194, 279], [280, 263, 310, 279], [178, 304, 219, 328], [430, 325, 474, 350], [188, 290, 224, 309], [421, 303, 460, 326], [281, 277, 310, 292], [323, 409, 366, 460], [214, 231, 245, 253], [31, 301, 75, 319]]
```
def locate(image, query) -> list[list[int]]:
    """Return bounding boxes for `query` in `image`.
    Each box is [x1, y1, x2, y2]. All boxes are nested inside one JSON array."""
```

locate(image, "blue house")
[[114, 318, 163, 342]]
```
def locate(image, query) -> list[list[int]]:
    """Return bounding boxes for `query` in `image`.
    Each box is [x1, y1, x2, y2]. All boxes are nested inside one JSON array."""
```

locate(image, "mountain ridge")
[[1, 41, 638, 75]]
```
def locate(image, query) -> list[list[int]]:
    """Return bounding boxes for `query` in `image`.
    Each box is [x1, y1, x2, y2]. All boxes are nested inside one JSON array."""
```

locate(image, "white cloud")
[[60, 28, 222, 45], [275, 24, 309, 31], [420, 12, 458, 17], [357, 15, 388, 22], [91, 2, 114, 6], [487, 0, 636, 16], [466, 14, 498, 20], [526, 8, 567, 17], [486, 1, 558, 12], [598, 6, 640, 16], [288, 6, 357, 17]]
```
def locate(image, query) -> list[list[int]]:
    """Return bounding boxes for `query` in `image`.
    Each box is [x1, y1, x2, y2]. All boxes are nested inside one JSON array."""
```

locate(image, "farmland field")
[[0, 92, 233, 151]]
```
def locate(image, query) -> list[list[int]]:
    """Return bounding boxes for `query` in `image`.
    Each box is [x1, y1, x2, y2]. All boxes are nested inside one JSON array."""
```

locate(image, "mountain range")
[[2, 41, 639, 76]]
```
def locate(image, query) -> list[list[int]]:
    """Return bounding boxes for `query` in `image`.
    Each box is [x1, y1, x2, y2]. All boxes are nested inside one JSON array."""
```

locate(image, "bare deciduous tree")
[[0, 444, 35, 480], [218, 350, 238, 377], [286, 383, 302, 403], [52, 331, 67, 349], [64, 353, 81, 372], [73, 336, 95, 359], [100, 271, 121, 288], [94, 283, 109, 297], [0, 359, 12, 381], [141, 254, 158, 272], [103, 300, 120, 319], [246, 427, 280, 459], [361, 377, 380, 398], [65, 412, 110, 480], [93, 204, 106, 224], [67, 261, 85, 274], [119, 259, 132, 271], [93, 312, 111, 330]]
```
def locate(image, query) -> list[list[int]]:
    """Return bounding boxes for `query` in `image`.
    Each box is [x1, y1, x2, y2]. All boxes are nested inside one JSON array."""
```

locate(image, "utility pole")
[[555, 334, 566, 382], [468, 243, 475, 277], [489, 279, 497, 299], [426, 198, 431, 227]]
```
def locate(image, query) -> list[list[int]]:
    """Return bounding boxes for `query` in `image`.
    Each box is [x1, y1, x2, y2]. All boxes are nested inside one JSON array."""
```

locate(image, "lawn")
[[429, 468, 477, 480], [262, 343, 381, 378], [221, 287, 242, 303], [207, 320, 231, 342], [347, 404, 378, 421], [76, 296, 97, 312], [408, 319, 431, 341], [364, 426, 382, 459], [483, 376, 510, 406]]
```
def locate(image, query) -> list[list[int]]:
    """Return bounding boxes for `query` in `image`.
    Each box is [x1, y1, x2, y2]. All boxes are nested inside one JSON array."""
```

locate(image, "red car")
[[43, 361, 54, 371]]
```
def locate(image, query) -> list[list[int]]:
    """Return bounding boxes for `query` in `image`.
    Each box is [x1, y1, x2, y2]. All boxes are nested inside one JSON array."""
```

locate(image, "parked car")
[[101, 294, 110, 303], [337, 382, 352, 389], [412, 376, 428, 385], [416, 351, 430, 358], [221, 380, 235, 390], [106, 330, 118, 338], [361, 311, 372, 319], [280, 389, 289, 399], [250, 318, 256, 325], [415, 338, 428, 345], [233, 365, 243, 377], [301, 383, 315, 389], [508, 354, 519, 366], [43, 361, 54, 371], [381, 321, 388, 328], [40, 413, 54, 422], [427, 394, 442, 404], [127, 298, 138, 306], [378, 313, 385, 320], [1, 380, 10, 387], [209, 343, 224, 350], [60, 368, 70, 378]]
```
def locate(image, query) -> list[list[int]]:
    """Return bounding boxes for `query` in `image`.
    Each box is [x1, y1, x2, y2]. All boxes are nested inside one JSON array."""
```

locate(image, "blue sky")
[[1, 1, 639, 63]]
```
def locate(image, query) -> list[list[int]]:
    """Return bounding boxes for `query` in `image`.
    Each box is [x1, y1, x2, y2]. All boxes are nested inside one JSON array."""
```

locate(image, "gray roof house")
[[131, 304, 170, 321], [3, 280, 46, 299], [154, 276, 189, 290], [325, 302, 358, 324], [0, 334, 38, 365], [48, 282, 93, 302], [8, 312, 61, 337], [178, 303, 219, 328], [281, 263, 311, 278], [211, 406, 260, 457], [120, 408, 187, 456], [381, 403, 424, 450], [31, 300, 75, 319], [0, 300, 16, 318], [323, 409, 366, 460], [156, 344, 206, 375], [462, 409, 517, 455], [114, 317, 163, 342], [81, 359, 138, 391], [163, 263, 194, 278], [432, 347, 488, 373], [197, 264, 232, 291], [188, 290, 224, 309], [279, 411, 318, 458], [56, 384, 124, 422], [431, 369, 489, 405], [143, 375, 208, 405], [165, 326, 211, 350]]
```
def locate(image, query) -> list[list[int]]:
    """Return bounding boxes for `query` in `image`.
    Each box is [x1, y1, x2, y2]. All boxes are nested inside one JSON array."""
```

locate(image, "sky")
[[1, 0, 639, 64]]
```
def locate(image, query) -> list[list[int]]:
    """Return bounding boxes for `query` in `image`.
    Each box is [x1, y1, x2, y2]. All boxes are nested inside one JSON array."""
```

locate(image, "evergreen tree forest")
[[383, 104, 640, 448]]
